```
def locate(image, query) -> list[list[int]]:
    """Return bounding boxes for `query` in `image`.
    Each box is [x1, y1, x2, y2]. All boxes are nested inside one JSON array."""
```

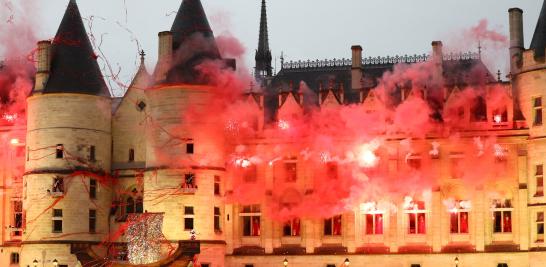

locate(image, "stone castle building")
[[0, 0, 546, 266]]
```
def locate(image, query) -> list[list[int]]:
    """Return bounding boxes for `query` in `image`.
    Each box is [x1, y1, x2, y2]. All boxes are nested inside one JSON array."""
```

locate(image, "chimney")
[[509, 8, 524, 74], [155, 31, 173, 82], [34, 40, 52, 93], [351, 45, 363, 91], [431, 41, 444, 87]]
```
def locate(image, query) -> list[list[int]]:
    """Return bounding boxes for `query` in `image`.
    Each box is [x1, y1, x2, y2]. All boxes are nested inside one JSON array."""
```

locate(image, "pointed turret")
[[131, 50, 152, 90], [255, 0, 273, 81], [164, 0, 222, 84], [41, 0, 110, 97], [530, 0, 546, 58]]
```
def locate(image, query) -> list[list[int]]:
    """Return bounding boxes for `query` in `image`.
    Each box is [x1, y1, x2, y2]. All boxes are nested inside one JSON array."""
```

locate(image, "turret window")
[[52, 209, 63, 233], [324, 215, 342, 236], [129, 149, 135, 162], [184, 206, 195, 231], [52, 177, 64, 196], [533, 97, 543, 126], [89, 209, 96, 233], [11, 201, 23, 237], [537, 212, 544, 242], [214, 207, 221, 232], [56, 144, 64, 158], [89, 145, 96, 161], [89, 179, 97, 199], [186, 143, 194, 154], [214, 175, 221, 195]]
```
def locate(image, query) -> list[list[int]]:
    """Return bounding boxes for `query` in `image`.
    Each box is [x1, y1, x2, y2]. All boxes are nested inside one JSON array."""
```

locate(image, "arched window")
[[471, 96, 487, 122], [126, 197, 135, 214]]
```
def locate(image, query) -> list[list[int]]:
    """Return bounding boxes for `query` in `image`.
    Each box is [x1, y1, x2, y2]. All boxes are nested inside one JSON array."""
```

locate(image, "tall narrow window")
[[283, 218, 301, 236], [536, 165, 544, 197], [450, 201, 470, 234], [324, 215, 342, 236], [186, 143, 194, 154], [284, 158, 297, 182], [537, 212, 544, 242], [184, 206, 194, 230], [52, 209, 63, 233], [89, 179, 97, 199], [135, 197, 143, 213], [492, 199, 512, 233], [406, 201, 426, 234], [214, 175, 221, 195], [241, 205, 261, 236], [56, 144, 64, 158], [214, 207, 221, 232], [129, 149, 135, 162], [12, 201, 22, 237], [10, 253, 19, 264], [89, 209, 96, 233], [89, 145, 96, 161], [533, 97, 543, 126]]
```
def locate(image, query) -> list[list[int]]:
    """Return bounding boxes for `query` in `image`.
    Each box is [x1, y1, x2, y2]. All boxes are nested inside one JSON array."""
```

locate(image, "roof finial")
[[139, 49, 146, 63]]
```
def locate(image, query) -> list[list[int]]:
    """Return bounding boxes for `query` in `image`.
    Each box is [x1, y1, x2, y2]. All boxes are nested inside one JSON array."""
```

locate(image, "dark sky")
[[31, 0, 544, 95]]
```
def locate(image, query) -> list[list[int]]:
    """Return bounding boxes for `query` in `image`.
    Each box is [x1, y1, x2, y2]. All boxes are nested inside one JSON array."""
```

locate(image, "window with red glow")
[[536, 165, 544, 197], [406, 201, 426, 234], [12, 201, 22, 237], [449, 153, 464, 179], [492, 199, 512, 233], [241, 205, 261, 236], [492, 108, 508, 123], [407, 154, 421, 170], [214, 175, 221, 195], [284, 158, 297, 182], [364, 213, 383, 235], [283, 218, 301, 236], [450, 201, 470, 234], [326, 162, 338, 180], [324, 215, 342, 236]]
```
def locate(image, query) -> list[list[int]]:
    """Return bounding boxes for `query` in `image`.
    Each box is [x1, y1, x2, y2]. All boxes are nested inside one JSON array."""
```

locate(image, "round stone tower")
[[142, 0, 229, 265], [21, 1, 112, 266]]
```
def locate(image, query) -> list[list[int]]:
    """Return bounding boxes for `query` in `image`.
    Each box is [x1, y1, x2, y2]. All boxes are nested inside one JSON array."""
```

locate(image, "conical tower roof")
[[531, 0, 546, 58], [42, 0, 109, 97], [165, 0, 221, 84]]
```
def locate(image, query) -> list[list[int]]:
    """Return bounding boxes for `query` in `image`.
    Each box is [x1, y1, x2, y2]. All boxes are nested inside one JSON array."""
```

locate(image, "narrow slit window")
[[534, 97, 543, 126], [89, 209, 96, 233], [89, 179, 97, 199], [184, 206, 195, 230], [214, 207, 221, 231], [52, 209, 63, 233], [129, 148, 135, 162], [56, 144, 64, 159], [89, 145, 96, 161]]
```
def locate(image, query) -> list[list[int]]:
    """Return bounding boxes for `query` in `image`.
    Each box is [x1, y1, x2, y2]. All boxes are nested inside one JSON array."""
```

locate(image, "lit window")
[[533, 97, 543, 126], [214, 175, 221, 195], [536, 165, 544, 197], [240, 205, 261, 236], [324, 215, 342, 236], [184, 206, 194, 231], [89, 209, 96, 233], [214, 207, 221, 232], [283, 218, 301, 236], [406, 201, 426, 234], [52, 209, 63, 233], [284, 158, 297, 182], [450, 201, 470, 234], [364, 213, 383, 235], [537, 212, 544, 242], [492, 199, 513, 233], [89, 179, 97, 199], [56, 144, 64, 158]]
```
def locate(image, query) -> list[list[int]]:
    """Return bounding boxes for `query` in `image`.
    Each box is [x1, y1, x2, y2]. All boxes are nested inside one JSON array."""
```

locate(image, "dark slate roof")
[[530, 0, 546, 58], [165, 0, 222, 84], [41, 0, 110, 97], [264, 57, 495, 123]]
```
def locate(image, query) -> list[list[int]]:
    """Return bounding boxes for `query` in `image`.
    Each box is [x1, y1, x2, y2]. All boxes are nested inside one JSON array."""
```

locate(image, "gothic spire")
[[255, 0, 273, 81], [531, 0, 546, 58], [42, 0, 110, 97]]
